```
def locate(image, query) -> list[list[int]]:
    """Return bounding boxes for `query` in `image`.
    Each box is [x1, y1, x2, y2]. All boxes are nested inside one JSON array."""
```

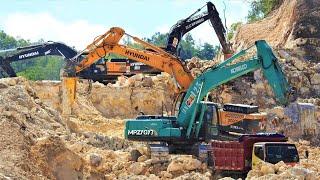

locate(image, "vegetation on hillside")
[[247, 0, 282, 23]]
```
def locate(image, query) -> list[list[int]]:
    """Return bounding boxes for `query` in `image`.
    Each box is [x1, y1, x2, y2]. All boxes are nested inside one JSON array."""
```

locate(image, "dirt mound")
[[233, 0, 320, 61], [0, 77, 72, 179], [0, 76, 210, 179], [31, 136, 84, 179]]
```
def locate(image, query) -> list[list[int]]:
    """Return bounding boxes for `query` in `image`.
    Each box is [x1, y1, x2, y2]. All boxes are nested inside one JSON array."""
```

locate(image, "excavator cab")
[[198, 102, 220, 142], [198, 102, 266, 142]]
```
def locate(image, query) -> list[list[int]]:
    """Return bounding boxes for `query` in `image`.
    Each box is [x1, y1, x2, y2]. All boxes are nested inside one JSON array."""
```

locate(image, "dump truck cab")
[[252, 142, 299, 167]]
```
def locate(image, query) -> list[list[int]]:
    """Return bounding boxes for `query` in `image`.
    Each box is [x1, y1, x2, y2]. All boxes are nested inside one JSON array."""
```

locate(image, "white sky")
[[0, 0, 250, 50]]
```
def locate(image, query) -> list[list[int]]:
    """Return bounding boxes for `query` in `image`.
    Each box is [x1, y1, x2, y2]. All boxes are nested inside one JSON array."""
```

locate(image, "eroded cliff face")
[[192, 0, 320, 143], [33, 74, 176, 119], [233, 0, 320, 61]]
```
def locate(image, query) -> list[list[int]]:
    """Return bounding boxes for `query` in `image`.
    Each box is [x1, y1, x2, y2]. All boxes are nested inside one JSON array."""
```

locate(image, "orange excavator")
[[61, 26, 193, 113], [66, 27, 193, 92], [64, 1, 234, 94]]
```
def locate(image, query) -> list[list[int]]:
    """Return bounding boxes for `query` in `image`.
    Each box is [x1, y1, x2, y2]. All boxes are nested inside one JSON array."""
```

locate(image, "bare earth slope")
[[233, 0, 320, 61]]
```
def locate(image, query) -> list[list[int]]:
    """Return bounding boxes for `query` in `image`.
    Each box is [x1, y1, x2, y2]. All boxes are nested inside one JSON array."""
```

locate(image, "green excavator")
[[125, 40, 294, 154]]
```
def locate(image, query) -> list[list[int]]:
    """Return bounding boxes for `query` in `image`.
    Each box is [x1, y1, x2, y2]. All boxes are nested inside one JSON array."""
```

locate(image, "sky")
[[0, 0, 250, 50]]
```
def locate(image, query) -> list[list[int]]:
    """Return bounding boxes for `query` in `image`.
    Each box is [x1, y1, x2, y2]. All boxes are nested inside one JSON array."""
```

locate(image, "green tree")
[[227, 22, 242, 40], [247, 0, 281, 23], [196, 43, 217, 60], [15, 56, 64, 80], [179, 33, 197, 60], [0, 31, 30, 50], [144, 32, 168, 47]]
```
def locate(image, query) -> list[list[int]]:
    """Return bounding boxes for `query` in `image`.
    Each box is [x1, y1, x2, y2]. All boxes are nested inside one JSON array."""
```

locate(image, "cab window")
[[206, 105, 218, 125], [265, 144, 299, 164], [254, 146, 264, 160]]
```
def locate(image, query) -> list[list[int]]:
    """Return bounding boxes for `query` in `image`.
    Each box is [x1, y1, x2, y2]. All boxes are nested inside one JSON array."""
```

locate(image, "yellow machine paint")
[[251, 148, 265, 169], [62, 77, 77, 115]]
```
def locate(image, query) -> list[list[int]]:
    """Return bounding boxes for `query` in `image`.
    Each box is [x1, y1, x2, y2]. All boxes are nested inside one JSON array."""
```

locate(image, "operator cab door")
[[201, 103, 219, 141]]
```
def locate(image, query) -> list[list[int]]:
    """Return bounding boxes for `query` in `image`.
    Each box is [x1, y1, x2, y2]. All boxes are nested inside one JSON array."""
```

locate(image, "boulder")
[[130, 149, 143, 162], [142, 77, 154, 87], [310, 73, 320, 85], [260, 163, 276, 175], [89, 153, 102, 167], [293, 59, 305, 71], [137, 155, 149, 162], [167, 155, 202, 173], [128, 162, 146, 175]]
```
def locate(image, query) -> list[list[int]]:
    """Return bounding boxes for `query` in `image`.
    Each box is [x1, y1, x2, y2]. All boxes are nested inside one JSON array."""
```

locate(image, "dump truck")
[[209, 133, 299, 178]]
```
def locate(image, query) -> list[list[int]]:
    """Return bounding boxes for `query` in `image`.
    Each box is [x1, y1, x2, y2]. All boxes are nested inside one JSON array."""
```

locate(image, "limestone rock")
[[141, 77, 154, 87], [138, 155, 149, 162], [89, 153, 102, 167], [128, 162, 146, 175], [310, 73, 320, 85], [260, 163, 276, 175], [167, 155, 202, 173], [130, 149, 142, 162], [292, 58, 305, 71]]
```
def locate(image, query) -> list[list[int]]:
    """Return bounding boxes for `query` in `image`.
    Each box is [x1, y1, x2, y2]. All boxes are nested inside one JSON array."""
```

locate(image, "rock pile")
[[185, 57, 220, 77], [0, 77, 77, 179], [0, 77, 213, 179]]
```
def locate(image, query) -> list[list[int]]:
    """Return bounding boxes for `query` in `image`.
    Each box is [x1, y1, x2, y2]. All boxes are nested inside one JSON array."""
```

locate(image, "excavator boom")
[[70, 27, 193, 92], [0, 41, 78, 77]]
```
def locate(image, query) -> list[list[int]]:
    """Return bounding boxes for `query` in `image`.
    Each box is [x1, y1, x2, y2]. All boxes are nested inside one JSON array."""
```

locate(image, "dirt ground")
[[1, 0, 320, 179]]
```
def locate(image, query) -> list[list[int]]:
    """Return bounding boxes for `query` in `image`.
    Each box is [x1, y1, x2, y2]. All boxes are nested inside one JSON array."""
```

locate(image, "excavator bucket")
[[61, 77, 77, 115]]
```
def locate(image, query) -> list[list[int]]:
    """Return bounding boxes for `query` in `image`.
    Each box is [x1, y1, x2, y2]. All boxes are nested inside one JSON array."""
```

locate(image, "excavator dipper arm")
[[165, 2, 232, 56]]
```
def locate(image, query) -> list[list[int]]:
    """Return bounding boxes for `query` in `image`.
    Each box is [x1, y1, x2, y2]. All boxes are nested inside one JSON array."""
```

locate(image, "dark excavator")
[[0, 41, 78, 77], [165, 2, 233, 58], [0, 41, 160, 82]]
